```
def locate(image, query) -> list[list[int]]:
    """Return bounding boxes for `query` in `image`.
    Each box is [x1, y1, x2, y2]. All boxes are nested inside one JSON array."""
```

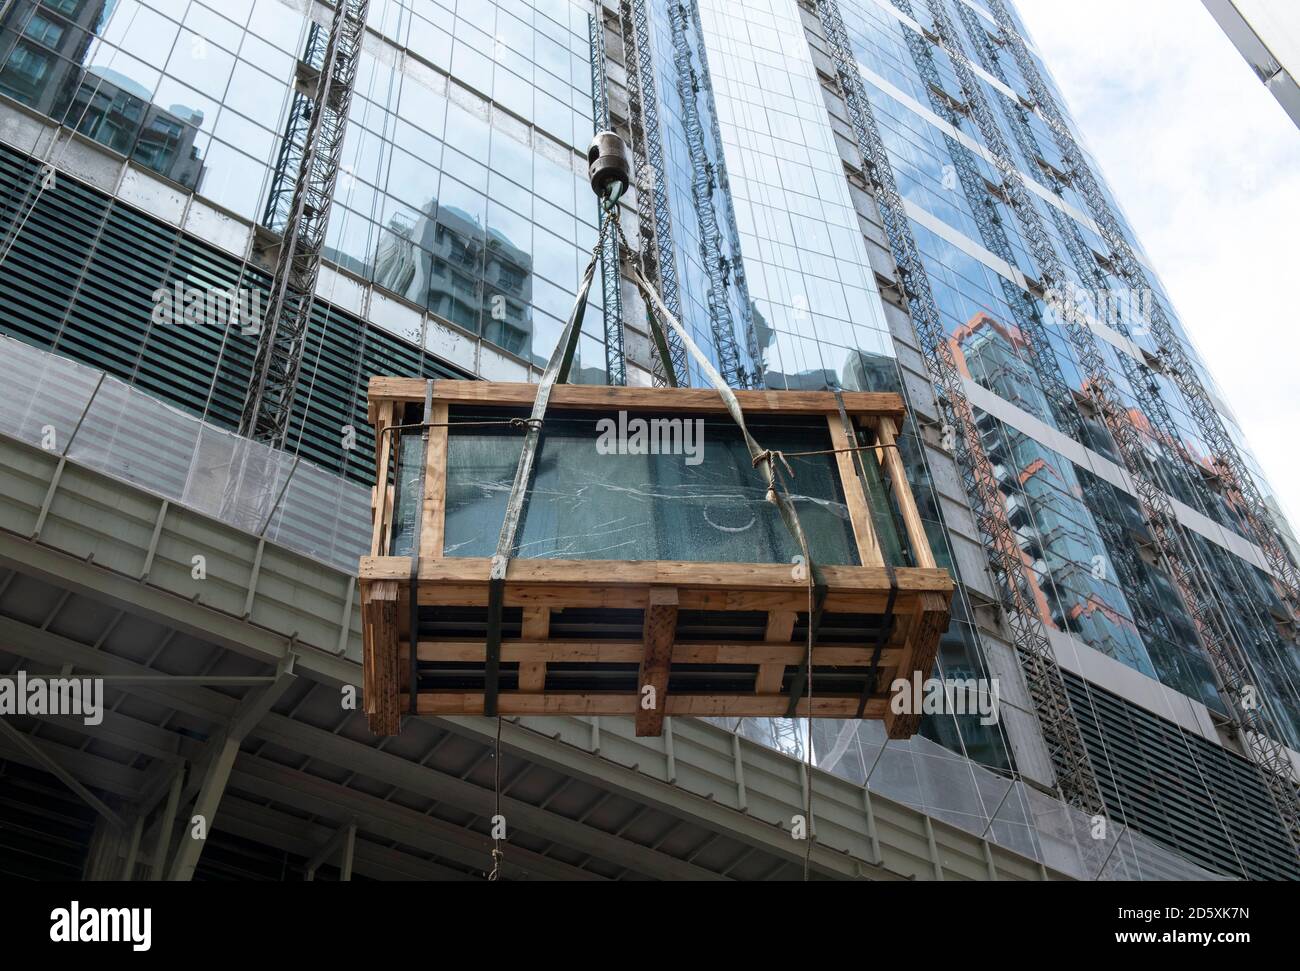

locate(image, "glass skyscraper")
[[0, 0, 1295, 880]]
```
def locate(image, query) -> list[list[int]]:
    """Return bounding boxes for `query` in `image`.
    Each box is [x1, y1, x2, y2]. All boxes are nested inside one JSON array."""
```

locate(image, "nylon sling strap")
[[482, 219, 610, 716], [624, 249, 833, 721], [858, 563, 899, 719], [408, 380, 433, 714]]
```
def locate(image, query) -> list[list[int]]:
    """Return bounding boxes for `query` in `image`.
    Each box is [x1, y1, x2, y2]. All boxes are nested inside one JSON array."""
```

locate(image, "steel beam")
[[0, 716, 125, 829], [305, 820, 356, 881], [252, 713, 725, 881], [167, 732, 240, 881], [230, 756, 600, 881]]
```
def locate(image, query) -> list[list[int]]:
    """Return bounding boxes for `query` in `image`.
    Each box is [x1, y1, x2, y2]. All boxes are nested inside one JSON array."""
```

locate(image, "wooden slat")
[[368, 401, 396, 557], [517, 607, 549, 692], [361, 581, 400, 736], [874, 417, 937, 569], [401, 692, 890, 718], [362, 557, 953, 614], [756, 610, 797, 694], [636, 587, 678, 736], [419, 400, 449, 557], [410, 639, 904, 666], [369, 378, 907, 420], [827, 414, 884, 567]]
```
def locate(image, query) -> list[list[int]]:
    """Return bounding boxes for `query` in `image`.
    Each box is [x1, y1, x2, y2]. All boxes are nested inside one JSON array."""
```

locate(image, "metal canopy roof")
[[0, 428, 1056, 882]]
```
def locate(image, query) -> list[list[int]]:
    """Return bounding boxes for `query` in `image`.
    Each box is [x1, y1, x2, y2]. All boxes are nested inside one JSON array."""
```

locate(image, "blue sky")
[[1017, 0, 1300, 526]]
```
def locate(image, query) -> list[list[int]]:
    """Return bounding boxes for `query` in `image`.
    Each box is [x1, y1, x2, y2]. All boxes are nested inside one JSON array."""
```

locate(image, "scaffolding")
[[810, 0, 1104, 815], [239, 0, 369, 447], [922, 0, 1299, 849]]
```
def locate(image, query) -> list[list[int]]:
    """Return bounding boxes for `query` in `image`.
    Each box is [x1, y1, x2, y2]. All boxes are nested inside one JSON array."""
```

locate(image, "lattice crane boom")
[[239, 0, 369, 447], [669, 1, 747, 389], [589, 10, 627, 386]]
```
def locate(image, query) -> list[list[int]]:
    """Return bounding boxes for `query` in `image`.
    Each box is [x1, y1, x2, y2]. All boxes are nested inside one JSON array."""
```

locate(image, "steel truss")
[[669, 1, 749, 389], [684, 0, 764, 389], [589, 10, 627, 386], [262, 23, 328, 233], [810, 0, 1104, 814], [619, 0, 688, 386], [239, 0, 369, 447], [990, 0, 1300, 634]]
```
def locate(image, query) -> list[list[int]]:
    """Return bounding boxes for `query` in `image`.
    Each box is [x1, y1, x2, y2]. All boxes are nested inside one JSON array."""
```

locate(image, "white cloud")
[[1016, 0, 1300, 528]]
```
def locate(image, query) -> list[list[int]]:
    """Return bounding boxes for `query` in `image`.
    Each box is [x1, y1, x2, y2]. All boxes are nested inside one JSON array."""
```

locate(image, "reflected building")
[[0, 0, 203, 188], [372, 197, 535, 361]]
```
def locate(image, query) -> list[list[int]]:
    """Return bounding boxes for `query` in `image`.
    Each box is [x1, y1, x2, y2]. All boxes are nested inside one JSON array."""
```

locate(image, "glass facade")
[[0, 0, 1295, 877]]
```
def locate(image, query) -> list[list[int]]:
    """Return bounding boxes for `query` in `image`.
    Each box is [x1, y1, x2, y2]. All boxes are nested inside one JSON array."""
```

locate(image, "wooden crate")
[[361, 379, 953, 738]]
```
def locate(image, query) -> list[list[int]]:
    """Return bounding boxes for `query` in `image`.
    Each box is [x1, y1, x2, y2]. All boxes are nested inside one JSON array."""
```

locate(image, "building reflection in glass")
[[373, 196, 534, 362], [0, 0, 204, 188], [950, 310, 1157, 676]]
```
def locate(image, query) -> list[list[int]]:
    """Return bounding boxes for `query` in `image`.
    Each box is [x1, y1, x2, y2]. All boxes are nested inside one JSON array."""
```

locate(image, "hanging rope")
[[805, 575, 814, 881], [488, 713, 504, 881]]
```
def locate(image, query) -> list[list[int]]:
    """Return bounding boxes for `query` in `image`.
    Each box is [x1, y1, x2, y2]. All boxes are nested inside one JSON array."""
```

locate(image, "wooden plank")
[[636, 587, 678, 737], [369, 378, 907, 421], [362, 557, 953, 615], [419, 400, 449, 557], [827, 414, 884, 568], [410, 639, 904, 666], [369, 401, 396, 557], [401, 692, 890, 718], [756, 610, 797, 694], [361, 581, 401, 736], [517, 606, 549, 692], [874, 417, 937, 569]]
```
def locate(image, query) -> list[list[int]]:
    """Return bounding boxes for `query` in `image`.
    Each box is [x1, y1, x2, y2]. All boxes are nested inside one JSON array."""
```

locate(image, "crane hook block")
[[588, 130, 631, 199]]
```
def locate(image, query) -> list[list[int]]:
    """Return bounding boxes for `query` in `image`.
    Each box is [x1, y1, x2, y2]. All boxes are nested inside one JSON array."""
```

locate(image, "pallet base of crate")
[[360, 556, 952, 738]]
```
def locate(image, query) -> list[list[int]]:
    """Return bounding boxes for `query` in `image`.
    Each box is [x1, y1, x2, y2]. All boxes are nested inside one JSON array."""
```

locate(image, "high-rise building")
[[1205, 0, 1300, 128], [0, 0, 1295, 882]]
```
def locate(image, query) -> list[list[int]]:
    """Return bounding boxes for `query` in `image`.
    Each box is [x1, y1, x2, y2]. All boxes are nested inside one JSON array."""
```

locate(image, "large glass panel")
[[402, 407, 864, 565]]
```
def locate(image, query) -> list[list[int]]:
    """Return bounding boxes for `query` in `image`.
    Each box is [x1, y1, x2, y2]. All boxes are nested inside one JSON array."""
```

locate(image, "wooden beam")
[[827, 414, 883, 568], [755, 610, 797, 694], [636, 587, 678, 737], [362, 581, 401, 736], [419, 401, 449, 557], [409, 639, 904, 666], [873, 417, 937, 569], [361, 557, 953, 614], [401, 692, 890, 718], [368, 378, 907, 421], [517, 607, 549, 692]]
